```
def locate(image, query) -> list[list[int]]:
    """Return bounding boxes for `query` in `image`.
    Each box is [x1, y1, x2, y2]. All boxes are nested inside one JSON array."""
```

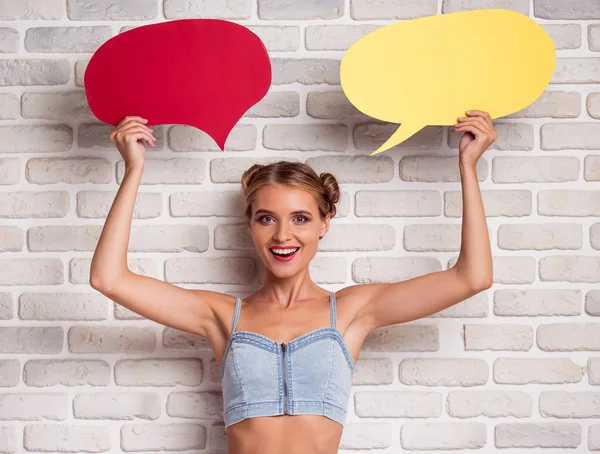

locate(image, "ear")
[[319, 215, 331, 240]]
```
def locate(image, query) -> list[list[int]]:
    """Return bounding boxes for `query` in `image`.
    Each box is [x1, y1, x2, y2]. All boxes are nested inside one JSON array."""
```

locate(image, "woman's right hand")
[[110, 116, 156, 170]]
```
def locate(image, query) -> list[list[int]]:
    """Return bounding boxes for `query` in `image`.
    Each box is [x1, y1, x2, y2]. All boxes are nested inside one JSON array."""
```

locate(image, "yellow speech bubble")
[[340, 9, 556, 155]]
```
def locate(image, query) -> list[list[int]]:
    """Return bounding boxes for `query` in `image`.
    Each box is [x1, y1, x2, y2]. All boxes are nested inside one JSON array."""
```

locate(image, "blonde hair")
[[240, 161, 340, 220]]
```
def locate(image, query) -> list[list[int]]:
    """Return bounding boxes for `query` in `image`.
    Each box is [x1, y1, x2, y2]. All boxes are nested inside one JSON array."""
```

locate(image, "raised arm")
[[89, 116, 222, 338], [346, 110, 496, 332]]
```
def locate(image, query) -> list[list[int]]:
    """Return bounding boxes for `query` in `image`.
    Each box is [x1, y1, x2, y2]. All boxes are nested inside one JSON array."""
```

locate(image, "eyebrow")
[[254, 209, 313, 216]]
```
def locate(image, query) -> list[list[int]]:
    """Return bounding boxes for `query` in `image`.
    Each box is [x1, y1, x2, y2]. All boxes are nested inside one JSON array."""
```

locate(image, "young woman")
[[90, 112, 497, 454]]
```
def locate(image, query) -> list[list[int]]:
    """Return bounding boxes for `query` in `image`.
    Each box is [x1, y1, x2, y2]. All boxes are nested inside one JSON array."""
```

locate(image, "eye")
[[295, 215, 310, 223], [259, 215, 274, 223]]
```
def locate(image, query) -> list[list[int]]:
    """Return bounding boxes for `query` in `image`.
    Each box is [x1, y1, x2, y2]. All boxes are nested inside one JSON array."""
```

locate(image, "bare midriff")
[[225, 414, 343, 454]]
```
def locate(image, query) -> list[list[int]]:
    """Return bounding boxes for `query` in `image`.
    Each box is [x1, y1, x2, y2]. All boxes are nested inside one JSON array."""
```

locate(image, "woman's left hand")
[[455, 110, 498, 165]]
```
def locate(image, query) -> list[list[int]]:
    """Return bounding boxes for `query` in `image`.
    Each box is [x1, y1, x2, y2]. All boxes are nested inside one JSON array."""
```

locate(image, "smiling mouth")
[[269, 247, 300, 257]]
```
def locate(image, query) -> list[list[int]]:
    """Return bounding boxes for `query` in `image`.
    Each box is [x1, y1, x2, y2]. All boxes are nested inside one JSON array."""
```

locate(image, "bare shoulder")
[[189, 289, 238, 338]]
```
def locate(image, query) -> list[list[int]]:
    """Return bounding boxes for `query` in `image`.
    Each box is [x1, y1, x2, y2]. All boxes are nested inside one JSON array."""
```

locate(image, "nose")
[[273, 223, 292, 242]]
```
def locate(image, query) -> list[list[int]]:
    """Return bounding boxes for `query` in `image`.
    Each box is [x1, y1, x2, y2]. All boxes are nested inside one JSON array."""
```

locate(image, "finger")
[[455, 118, 491, 133], [113, 125, 156, 142], [113, 128, 155, 146], [465, 110, 492, 121], [455, 123, 487, 137], [116, 116, 147, 128], [116, 123, 154, 136]]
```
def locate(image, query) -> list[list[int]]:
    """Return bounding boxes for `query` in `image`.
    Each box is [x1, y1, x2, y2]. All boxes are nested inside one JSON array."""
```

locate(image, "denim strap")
[[330, 293, 337, 329], [231, 297, 242, 333]]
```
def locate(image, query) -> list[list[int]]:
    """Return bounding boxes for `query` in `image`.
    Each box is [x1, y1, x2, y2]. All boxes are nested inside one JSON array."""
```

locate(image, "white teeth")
[[271, 248, 299, 255]]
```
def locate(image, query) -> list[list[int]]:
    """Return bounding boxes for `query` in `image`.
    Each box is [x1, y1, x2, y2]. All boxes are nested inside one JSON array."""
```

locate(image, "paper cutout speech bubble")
[[340, 9, 556, 155], [84, 19, 271, 150]]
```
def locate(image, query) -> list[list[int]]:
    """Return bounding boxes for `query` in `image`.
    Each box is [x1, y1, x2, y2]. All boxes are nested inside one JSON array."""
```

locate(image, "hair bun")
[[241, 164, 264, 193], [320, 172, 340, 218]]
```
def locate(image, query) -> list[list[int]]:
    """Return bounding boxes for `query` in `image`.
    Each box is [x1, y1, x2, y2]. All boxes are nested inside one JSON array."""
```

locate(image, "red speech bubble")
[[84, 19, 271, 150]]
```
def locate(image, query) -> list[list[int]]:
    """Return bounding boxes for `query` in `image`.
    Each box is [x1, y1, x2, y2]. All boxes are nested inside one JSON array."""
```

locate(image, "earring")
[[319, 236, 323, 240]]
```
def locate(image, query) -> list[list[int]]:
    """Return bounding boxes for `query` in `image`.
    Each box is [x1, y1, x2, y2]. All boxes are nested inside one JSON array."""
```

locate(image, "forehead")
[[252, 184, 318, 213]]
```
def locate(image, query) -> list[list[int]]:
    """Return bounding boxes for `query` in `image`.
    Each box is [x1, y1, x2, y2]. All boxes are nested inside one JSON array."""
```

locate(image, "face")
[[247, 184, 330, 279]]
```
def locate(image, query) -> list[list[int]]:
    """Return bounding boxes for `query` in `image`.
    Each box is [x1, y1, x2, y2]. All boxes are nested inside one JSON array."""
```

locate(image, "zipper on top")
[[281, 343, 288, 414]]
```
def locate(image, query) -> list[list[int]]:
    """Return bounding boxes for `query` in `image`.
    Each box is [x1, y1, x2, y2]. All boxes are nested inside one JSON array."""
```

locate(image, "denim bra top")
[[219, 293, 355, 428]]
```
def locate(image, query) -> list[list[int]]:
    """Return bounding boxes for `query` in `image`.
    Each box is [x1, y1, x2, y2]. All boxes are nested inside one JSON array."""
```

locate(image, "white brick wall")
[[0, 0, 598, 452]]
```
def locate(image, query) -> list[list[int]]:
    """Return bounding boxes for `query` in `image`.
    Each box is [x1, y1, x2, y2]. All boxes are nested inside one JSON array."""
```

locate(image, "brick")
[[26, 158, 112, 185], [352, 358, 393, 385], [23, 360, 110, 386], [0, 94, 18, 119], [351, 0, 437, 19], [399, 358, 488, 386], [21, 91, 94, 121], [355, 124, 442, 151], [306, 25, 378, 51], [271, 58, 340, 85], [164, 0, 250, 18], [538, 323, 600, 351], [308, 257, 347, 284], [590, 425, 600, 450], [75, 60, 87, 87], [464, 324, 533, 351], [247, 26, 299, 52], [24, 425, 110, 452], [587, 223, 600, 250], [355, 392, 441, 417], [445, 190, 532, 217], [493, 257, 535, 284], [429, 292, 489, 318], [587, 291, 600, 316], [352, 257, 441, 283], [540, 256, 600, 282], [534, 0, 600, 19], [508, 90, 581, 118], [0, 227, 23, 252], [404, 224, 464, 252], [0, 427, 16, 453], [163, 329, 211, 351], [165, 257, 255, 284], [591, 25, 600, 51], [542, 123, 600, 150], [589, 358, 600, 384], [588, 93, 600, 118], [498, 223, 582, 250], [170, 191, 243, 217], [495, 289, 581, 316], [258, 0, 343, 19], [209, 157, 300, 183], [77, 191, 161, 219], [400, 156, 488, 182], [0, 159, 20, 184], [70, 257, 157, 286], [79, 123, 165, 150], [495, 423, 581, 448], [0, 125, 72, 152], [443, 0, 528, 13], [493, 156, 579, 183], [131, 226, 209, 252], [0, 60, 70, 86], [0, 327, 63, 353], [68, 0, 157, 19], [544, 24, 582, 50], [116, 159, 205, 185], [402, 422, 486, 449], [340, 423, 391, 450], [121, 423, 206, 451], [0, 28, 18, 53], [319, 224, 395, 251], [494, 358, 583, 384], [307, 91, 368, 120], [539, 191, 600, 216], [19, 293, 107, 320], [540, 391, 600, 418], [169, 124, 255, 151], [74, 392, 161, 420], [363, 326, 438, 352], [167, 392, 222, 418], [244, 91, 299, 117], [263, 124, 348, 151], [0, 259, 63, 285], [69, 327, 155, 353], [209, 422, 226, 450], [448, 123, 534, 151], [25, 27, 112, 53], [0, 0, 64, 19], [0, 360, 19, 386], [28, 225, 100, 252], [552, 58, 600, 83], [355, 190, 440, 217], [585, 156, 600, 181], [306, 155, 394, 183], [447, 391, 531, 418], [0, 294, 13, 320]]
